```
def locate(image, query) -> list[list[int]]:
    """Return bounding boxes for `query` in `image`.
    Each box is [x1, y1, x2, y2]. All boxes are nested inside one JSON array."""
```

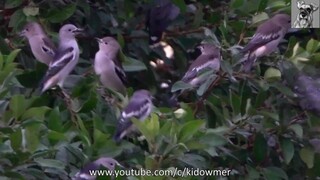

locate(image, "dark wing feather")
[[114, 99, 149, 132], [39, 47, 74, 86], [241, 22, 281, 53], [115, 65, 128, 85], [42, 37, 56, 57], [182, 54, 219, 83]]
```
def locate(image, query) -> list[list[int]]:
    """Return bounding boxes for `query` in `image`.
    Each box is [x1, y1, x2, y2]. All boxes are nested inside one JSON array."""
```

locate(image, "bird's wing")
[[40, 47, 75, 88], [41, 37, 56, 57], [182, 54, 220, 83], [118, 98, 151, 128], [114, 65, 128, 85], [241, 22, 282, 53], [122, 98, 151, 120]]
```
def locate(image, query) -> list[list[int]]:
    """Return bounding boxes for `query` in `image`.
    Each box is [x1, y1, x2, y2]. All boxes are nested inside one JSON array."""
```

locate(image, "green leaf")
[[47, 130, 67, 142], [23, 6, 39, 16], [76, 115, 91, 146], [9, 95, 26, 119], [47, 108, 63, 132], [8, 10, 25, 29], [177, 154, 207, 169], [171, 81, 193, 93], [253, 133, 268, 162], [231, 0, 244, 8], [199, 132, 228, 147], [117, 32, 125, 48], [178, 120, 204, 142], [264, 67, 281, 81], [25, 123, 41, 152], [78, 90, 98, 113], [262, 167, 288, 180], [21, 107, 50, 121], [131, 118, 153, 144], [281, 138, 294, 164], [34, 158, 66, 170], [6, 49, 21, 64], [172, 0, 186, 12], [122, 57, 147, 72], [10, 128, 22, 152], [288, 124, 303, 139], [252, 12, 269, 25], [0, 52, 3, 70], [306, 39, 320, 54], [258, 0, 269, 11], [5, 0, 23, 8], [299, 148, 315, 168], [145, 114, 160, 140], [46, 4, 76, 23], [196, 72, 217, 96]]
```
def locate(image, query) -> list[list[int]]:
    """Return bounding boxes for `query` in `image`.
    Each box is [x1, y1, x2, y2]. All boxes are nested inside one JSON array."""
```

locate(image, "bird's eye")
[[104, 42, 108, 45], [110, 163, 114, 166], [68, 29, 72, 32]]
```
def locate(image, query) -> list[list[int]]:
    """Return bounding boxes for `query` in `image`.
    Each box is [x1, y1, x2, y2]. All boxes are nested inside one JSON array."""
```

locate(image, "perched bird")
[[94, 37, 127, 95], [113, 90, 153, 142], [181, 44, 221, 87], [39, 24, 83, 93], [293, 74, 320, 116], [146, 0, 180, 47], [241, 14, 291, 72], [73, 157, 121, 180], [280, 61, 320, 117], [20, 22, 56, 65], [170, 44, 221, 104]]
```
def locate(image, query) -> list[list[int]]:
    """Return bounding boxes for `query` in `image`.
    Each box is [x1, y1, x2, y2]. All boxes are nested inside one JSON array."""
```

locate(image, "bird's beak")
[[95, 37, 103, 43], [72, 28, 84, 34], [116, 162, 124, 168], [19, 30, 26, 37]]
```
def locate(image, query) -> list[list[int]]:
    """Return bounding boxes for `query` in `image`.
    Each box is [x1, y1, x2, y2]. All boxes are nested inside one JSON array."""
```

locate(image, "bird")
[[72, 157, 121, 180], [39, 24, 83, 93], [181, 44, 221, 87], [170, 43, 221, 103], [146, 0, 180, 47], [94, 37, 127, 96], [240, 14, 291, 72], [20, 22, 56, 65], [113, 89, 153, 142]]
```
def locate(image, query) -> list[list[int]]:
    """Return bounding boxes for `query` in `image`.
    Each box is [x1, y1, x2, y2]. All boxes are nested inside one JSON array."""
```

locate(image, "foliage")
[[1, 0, 320, 179]]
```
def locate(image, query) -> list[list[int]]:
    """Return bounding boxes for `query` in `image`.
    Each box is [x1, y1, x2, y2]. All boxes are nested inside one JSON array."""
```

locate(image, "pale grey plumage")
[[181, 44, 221, 87], [20, 22, 56, 65], [39, 24, 82, 93], [113, 90, 153, 142], [94, 37, 127, 95], [73, 157, 121, 180], [169, 44, 221, 106], [241, 14, 291, 72]]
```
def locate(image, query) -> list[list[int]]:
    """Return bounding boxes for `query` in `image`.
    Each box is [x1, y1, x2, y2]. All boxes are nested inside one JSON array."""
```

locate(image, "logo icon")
[[292, 0, 319, 28]]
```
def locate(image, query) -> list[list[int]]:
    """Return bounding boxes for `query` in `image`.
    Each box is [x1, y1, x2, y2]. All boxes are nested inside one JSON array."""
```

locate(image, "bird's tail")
[[168, 91, 182, 107], [112, 130, 123, 143], [240, 52, 257, 73], [113, 119, 128, 143]]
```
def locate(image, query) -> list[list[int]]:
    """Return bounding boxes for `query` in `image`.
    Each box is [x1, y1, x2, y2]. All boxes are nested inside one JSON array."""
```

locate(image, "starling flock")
[[18, 0, 310, 179]]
